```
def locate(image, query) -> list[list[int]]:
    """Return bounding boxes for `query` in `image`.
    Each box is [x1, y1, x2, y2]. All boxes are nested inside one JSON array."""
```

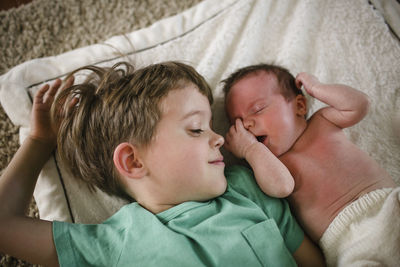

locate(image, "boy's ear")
[[295, 94, 307, 116], [113, 142, 147, 179]]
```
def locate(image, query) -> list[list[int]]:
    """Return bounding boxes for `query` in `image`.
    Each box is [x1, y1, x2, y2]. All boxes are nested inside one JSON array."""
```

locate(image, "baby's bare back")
[[281, 115, 395, 242]]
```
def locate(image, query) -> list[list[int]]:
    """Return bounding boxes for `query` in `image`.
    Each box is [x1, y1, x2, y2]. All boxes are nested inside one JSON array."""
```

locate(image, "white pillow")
[[1, 0, 399, 223], [370, 0, 400, 39]]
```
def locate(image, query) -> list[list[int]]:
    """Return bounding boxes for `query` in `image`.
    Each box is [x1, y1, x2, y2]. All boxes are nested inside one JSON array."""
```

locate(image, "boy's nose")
[[212, 132, 224, 148]]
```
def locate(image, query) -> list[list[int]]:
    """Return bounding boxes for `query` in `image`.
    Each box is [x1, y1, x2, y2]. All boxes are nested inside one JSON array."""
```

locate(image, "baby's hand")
[[30, 77, 75, 146], [295, 72, 321, 97], [224, 119, 258, 159]]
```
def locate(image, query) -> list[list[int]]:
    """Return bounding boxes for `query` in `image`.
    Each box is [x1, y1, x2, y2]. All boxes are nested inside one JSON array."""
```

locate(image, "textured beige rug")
[[0, 0, 202, 266]]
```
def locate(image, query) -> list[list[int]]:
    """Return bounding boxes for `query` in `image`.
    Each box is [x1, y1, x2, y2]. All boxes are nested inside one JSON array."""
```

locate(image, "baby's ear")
[[295, 94, 307, 116], [113, 142, 147, 179]]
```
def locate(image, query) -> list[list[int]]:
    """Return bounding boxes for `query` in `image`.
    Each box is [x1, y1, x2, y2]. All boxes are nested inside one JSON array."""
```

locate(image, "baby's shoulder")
[[307, 110, 335, 129], [300, 111, 345, 144]]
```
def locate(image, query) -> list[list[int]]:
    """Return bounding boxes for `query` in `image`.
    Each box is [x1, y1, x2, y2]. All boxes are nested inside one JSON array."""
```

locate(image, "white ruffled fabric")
[[320, 187, 400, 266]]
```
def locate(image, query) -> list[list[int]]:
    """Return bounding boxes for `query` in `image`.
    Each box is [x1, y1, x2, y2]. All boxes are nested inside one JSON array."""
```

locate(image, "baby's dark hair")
[[221, 63, 303, 100], [53, 61, 212, 201]]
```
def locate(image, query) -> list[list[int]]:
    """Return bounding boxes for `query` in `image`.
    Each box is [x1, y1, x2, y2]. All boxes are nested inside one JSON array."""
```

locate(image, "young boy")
[[0, 62, 325, 266], [223, 63, 400, 266]]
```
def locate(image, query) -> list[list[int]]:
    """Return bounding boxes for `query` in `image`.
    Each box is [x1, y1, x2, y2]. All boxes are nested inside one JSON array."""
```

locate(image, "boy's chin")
[[210, 177, 228, 198]]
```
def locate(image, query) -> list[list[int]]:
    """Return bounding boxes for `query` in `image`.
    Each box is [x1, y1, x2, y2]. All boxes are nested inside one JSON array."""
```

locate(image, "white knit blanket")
[[0, 0, 399, 223]]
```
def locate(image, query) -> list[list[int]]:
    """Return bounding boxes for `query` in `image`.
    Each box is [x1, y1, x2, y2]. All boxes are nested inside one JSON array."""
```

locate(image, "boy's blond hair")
[[53, 61, 213, 200]]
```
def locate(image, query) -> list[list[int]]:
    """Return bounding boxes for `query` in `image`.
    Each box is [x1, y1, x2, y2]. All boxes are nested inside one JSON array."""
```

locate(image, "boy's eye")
[[190, 129, 204, 135]]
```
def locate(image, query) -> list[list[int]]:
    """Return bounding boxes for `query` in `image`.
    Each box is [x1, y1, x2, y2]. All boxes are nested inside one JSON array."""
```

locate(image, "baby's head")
[[221, 64, 307, 157], [222, 64, 303, 121], [55, 61, 226, 205]]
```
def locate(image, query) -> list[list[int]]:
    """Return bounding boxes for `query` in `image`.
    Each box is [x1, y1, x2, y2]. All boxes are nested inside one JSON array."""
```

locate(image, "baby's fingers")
[[295, 73, 306, 89], [235, 118, 246, 132], [223, 132, 235, 153], [223, 134, 231, 149], [296, 72, 320, 92]]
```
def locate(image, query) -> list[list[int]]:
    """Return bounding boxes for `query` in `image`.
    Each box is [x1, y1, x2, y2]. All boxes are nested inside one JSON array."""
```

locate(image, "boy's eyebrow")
[[180, 110, 209, 121]]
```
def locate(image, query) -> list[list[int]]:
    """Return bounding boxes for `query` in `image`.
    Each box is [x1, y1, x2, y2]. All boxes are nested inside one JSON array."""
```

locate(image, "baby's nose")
[[243, 118, 254, 129]]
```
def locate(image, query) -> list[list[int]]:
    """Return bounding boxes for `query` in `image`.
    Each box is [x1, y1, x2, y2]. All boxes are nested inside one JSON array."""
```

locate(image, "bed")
[[0, 0, 399, 227]]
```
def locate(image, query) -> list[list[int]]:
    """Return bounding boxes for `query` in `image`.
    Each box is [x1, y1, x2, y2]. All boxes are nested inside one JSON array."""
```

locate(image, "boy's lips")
[[209, 157, 225, 165]]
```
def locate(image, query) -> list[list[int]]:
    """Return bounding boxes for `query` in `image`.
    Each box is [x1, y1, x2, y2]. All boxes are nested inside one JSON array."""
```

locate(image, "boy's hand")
[[225, 119, 258, 159], [30, 77, 75, 147], [295, 72, 320, 98]]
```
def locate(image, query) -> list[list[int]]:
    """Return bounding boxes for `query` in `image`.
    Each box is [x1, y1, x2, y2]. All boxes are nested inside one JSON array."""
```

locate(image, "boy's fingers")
[[51, 79, 62, 90], [35, 84, 50, 100], [47, 79, 62, 98], [69, 97, 79, 108], [34, 84, 54, 105], [62, 76, 75, 90], [66, 97, 79, 115], [40, 76, 74, 103]]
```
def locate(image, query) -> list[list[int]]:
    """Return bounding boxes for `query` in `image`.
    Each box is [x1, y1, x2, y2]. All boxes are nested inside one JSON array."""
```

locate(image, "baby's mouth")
[[256, 135, 267, 143]]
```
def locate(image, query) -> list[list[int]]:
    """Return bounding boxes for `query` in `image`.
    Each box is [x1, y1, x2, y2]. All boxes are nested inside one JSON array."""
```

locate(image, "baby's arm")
[[0, 78, 74, 266], [296, 72, 370, 128], [225, 119, 294, 197]]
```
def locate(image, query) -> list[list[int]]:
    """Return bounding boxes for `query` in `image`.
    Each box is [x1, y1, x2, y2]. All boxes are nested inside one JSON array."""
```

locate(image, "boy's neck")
[[135, 197, 176, 214]]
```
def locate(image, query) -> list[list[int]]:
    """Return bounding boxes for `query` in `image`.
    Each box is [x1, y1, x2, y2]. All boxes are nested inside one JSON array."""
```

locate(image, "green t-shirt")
[[53, 165, 304, 266]]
